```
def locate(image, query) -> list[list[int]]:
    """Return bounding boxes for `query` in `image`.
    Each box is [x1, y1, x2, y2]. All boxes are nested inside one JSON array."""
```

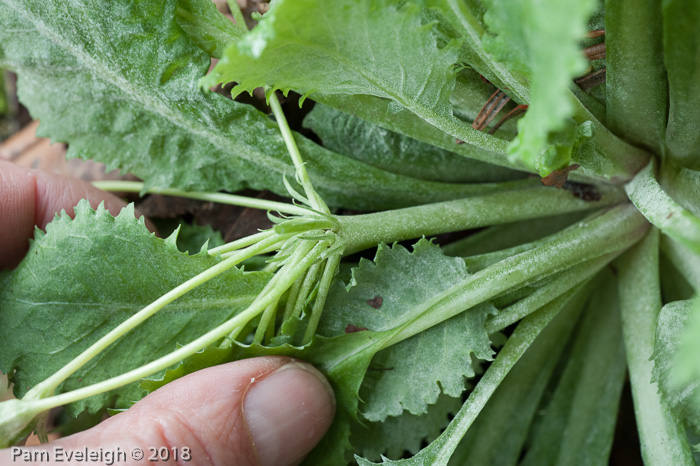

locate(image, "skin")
[[0, 160, 335, 466]]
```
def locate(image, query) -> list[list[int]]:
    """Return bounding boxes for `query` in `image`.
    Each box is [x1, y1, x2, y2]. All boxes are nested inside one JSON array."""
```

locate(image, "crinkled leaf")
[[176, 0, 534, 174], [352, 395, 461, 461], [675, 299, 700, 434], [0, 201, 271, 416], [319, 239, 494, 421], [0, 0, 483, 211], [204, 0, 459, 119], [653, 299, 700, 436], [355, 274, 584, 466], [411, 0, 531, 104], [205, 0, 517, 159], [358, 303, 493, 421], [482, 0, 596, 175]]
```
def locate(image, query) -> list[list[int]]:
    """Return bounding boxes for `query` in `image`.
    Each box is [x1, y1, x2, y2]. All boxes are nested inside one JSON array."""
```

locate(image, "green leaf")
[[205, 0, 458, 119], [175, 0, 242, 59], [0, 201, 271, 416], [172, 0, 536, 175], [482, 0, 597, 175], [318, 93, 527, 174], [352, 395, 461, 461], [319, 239, 494, 421], [605, 0, 667, 153], [673, 299, 700, 425], [653, 298, 700, 436], [304, 103, 524, 183], [521, 271, 626, 466], [205, 0, 521, 159], [618, 229, 694, 465], [359, 301, 494, 421], [0, 0, 490, 212], [663, 0, 700, 170]]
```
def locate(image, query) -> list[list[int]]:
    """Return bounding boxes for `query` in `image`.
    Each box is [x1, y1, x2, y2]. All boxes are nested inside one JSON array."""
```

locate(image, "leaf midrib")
[[10, 296, 257, 312]]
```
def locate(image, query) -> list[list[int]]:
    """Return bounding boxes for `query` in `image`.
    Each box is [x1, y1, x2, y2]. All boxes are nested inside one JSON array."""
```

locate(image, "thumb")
[[2, 357, 335, 466]]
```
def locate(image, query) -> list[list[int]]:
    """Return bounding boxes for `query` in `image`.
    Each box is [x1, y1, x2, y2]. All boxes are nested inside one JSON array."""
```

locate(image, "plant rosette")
[[0, 1, 699, 464]]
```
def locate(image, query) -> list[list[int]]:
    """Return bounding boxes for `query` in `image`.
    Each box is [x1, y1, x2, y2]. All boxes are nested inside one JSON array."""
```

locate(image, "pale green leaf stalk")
[[626, 161, 700, 255], [618, 228, 694, 465], [0, 399, 44, 448], [94, 180, 314, 216]]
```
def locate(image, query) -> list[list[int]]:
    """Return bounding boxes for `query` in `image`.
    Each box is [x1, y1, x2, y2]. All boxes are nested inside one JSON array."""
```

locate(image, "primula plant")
[[1, 0, 699, 464]]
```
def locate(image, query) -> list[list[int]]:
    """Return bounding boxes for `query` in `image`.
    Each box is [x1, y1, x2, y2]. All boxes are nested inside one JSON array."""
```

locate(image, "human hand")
[[2, 358, 335, 466], [0, 159, 129, 268], [0, 161, 335, 465]]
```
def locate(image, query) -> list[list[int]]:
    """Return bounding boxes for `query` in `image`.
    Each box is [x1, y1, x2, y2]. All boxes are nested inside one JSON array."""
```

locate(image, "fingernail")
[[243, 361, 335, 466]]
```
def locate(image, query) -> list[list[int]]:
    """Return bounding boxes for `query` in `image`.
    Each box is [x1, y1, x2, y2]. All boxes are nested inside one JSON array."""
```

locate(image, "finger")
[[1, 357, 335, 466], [0, 160, 132, 268]]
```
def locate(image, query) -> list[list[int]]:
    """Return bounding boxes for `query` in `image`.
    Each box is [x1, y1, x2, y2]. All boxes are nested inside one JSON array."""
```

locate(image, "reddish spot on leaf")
[[367, 296, 383, 309], [345, 324, 369, 334], [542, 164, 580, 188]]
